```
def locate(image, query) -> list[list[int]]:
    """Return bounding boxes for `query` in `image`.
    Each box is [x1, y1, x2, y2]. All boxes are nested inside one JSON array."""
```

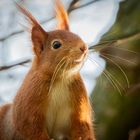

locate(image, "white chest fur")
[[46, 81, 72, 140]]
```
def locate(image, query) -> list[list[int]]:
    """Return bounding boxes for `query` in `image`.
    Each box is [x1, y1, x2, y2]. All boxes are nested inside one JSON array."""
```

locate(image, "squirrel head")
[[16, 0, 88, 77]]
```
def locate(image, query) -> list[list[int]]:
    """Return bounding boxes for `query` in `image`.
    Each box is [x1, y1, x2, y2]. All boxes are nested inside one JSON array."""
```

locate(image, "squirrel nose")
[[80, 46, 87, 53]]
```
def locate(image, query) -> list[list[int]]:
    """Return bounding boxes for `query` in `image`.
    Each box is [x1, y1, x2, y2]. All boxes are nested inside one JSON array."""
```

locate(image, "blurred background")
[[0, 0, 140, 140]]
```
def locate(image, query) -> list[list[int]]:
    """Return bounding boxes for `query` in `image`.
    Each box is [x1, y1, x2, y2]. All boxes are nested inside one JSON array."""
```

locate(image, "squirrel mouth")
[[72, 51, 88, 64], [74, 58, 83, 63], [74, 55, 86, 64]]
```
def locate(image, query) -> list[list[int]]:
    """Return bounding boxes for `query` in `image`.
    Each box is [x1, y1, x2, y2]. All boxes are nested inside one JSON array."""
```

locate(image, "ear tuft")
[[16, 2, 40, 28], [55, 0, 70, 31], [16, 2, 47, 57]]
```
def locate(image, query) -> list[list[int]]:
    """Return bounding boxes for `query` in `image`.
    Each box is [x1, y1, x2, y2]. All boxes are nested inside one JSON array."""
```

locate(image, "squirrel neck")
[[14, 64, 80, 106]]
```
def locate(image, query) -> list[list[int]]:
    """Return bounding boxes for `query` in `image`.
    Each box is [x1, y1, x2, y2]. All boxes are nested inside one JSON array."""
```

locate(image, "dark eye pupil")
[[53, 41, 61, 49]]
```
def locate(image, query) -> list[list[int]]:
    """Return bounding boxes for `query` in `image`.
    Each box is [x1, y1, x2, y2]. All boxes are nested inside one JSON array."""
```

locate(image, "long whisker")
[[113, 45, 139, 55], [62, 58, 69, 84], [69, 57, 74, 79], [62, 62, 66, 85], [87, 56, 122, 95], [87, 57, 116, 90], [101, 52, 136, 65], [100, 54, 130, 89], [90, 55, 125, 94], [88, 56, 120, 93], [48, 57, 66, 94], [89, 41, 115, 50], [89, 56, 120, 93], [49, 60, 66, 94], [89, 42, 139, 55]]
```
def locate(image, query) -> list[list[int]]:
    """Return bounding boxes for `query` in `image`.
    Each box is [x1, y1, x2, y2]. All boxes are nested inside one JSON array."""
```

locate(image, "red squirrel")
[[0, 1, 95, 140]]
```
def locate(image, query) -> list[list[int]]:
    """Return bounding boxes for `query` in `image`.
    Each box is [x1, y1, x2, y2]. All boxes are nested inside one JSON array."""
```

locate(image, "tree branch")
[[68, 0, 100, 12], [0, 59, 31, 71]]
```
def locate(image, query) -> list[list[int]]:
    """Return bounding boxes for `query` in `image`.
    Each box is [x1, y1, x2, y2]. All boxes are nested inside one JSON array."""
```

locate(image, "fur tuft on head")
[[15, 2, 47, 57], [16, 2, 42, 30], [55, 0, 70, 31], [15, 0, 70, 57]]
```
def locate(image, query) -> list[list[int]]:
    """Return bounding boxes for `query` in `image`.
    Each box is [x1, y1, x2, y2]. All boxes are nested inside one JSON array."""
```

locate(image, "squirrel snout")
[[80, 46, 87, 53]]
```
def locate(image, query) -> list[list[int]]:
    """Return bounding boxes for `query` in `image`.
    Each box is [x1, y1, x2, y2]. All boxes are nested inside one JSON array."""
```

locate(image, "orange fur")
[[0, 1, 95, 140], [55, 0, 70, 30]]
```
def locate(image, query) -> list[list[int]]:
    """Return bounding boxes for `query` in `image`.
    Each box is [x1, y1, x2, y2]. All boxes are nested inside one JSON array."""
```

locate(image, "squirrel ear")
[[31, 26, 47, 57], [16, 3, 48, 57], [55, 0, 70, 31]]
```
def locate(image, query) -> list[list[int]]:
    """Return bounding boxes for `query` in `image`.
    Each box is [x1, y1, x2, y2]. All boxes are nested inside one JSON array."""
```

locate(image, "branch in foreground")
[[0, 59, 31, 71]]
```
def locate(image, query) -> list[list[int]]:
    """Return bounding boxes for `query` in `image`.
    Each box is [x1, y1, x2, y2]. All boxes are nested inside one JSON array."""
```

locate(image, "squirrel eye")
[[52, 41, 62, 49]]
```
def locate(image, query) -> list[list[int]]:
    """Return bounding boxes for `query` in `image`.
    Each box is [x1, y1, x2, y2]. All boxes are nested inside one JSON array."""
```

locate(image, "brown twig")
[[0, 59, 31, 71], [68, 0, 100, 12]]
